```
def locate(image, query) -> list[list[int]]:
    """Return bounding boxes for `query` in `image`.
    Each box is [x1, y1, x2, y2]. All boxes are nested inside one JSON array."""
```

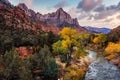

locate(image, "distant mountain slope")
[[84, 26, 111, 34]]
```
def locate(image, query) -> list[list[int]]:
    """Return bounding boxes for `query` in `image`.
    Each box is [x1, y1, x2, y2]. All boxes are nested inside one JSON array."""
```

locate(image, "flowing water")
[[85, 50, 120, 80]]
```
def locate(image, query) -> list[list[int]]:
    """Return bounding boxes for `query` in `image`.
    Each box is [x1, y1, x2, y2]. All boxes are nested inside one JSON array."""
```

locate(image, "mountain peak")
[[56, 8, 64, 12], [17, 3, 36, 17], [17, 3, 28, 11], [58, 8, 63, 10]]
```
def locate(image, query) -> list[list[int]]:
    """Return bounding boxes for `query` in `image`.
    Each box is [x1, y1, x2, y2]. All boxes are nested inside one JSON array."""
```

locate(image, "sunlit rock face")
[[85, 57, 120, 80]]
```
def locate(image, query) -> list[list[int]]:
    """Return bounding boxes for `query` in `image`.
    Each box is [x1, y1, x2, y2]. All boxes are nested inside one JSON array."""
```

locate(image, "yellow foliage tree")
[[93, 33, 107, 48], [64, 66, 86, 80], [93, 37, 99, 44], [98, 33, 107, 43], [52, 40, 67, 55], [53, 27, 78, 63], [105, 42, 120, 60], [59, 27, 77, 40], [59, 27, 78, 60]]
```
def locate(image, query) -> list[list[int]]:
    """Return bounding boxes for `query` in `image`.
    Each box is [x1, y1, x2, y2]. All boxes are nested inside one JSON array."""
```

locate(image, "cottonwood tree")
[[53, 27, 78, 65]]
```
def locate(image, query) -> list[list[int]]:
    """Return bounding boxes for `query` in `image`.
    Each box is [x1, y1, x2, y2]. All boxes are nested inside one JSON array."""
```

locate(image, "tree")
[[77, 33, 93, 47], [93, 37, 99, 44], [44, 59, 58, 78], [33, 45, 51, 70], [98, 33, 107, 43], [0, 35, 13, 53], [105, 42, 120, 60], [0, 49, 20, 80], [19, 57, 33, 80], [93, 33, 107, 47], [32, 45, 58, 78], [64, 66, 86, 80], [60, 27, 78, 58], [0, 49, 33, 80], [52, 40, 67, 55]]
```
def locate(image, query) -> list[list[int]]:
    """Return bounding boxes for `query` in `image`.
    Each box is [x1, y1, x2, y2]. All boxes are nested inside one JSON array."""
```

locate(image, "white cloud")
[[78, 12, 120, 29], [70, 0, 120, 28], [68, 7, 78, 18]]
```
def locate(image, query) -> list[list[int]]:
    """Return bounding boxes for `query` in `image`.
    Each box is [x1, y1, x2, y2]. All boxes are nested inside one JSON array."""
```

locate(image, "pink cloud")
[[77, 0, 103, 11]]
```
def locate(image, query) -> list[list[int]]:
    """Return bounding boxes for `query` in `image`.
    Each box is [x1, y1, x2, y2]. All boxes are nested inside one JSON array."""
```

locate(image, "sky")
[[9, 0, 120, 29]]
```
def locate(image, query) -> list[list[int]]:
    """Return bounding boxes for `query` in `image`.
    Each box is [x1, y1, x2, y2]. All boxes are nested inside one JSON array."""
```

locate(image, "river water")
[[85, 50, 120, 80]]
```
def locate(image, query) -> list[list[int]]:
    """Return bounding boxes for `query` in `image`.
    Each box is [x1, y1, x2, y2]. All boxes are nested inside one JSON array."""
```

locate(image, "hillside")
[[108, 25, 120, 42], [0, 0, 60, 34]]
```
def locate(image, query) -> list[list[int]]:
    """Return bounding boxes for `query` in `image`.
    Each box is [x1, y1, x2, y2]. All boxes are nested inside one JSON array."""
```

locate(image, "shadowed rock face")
[[85, 51, 120, 80]]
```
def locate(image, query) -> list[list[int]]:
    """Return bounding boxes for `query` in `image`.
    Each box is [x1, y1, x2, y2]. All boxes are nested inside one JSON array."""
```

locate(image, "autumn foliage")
[[53, 27, 78, 61], [105, 42, 120, 60]]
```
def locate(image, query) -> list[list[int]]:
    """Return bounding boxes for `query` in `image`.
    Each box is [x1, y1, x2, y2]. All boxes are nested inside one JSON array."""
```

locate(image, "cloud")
[[93, 10, 116, 20], [94, 4, 119, 12], [94, 5, 105, 12], [104, 18, 113, 22], [76, 0, 120, 21], [77, 0, 103, 11], [54, 0, 68, 9], [76, 1, 120, 28], [68, 7, 78, 18], [92, 2, 120, 20], [78, 12, 91, 19], [21, 0, 33, 8], [117, 15, 120, 19]]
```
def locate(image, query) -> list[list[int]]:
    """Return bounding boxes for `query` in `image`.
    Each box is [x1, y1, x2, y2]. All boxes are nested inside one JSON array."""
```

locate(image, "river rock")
[[85, 58, 120, 80]]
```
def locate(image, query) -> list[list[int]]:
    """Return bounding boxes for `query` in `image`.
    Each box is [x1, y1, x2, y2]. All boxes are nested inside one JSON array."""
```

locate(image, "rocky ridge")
[[0, 0, 60, 33], [17, 3, 88, 33]]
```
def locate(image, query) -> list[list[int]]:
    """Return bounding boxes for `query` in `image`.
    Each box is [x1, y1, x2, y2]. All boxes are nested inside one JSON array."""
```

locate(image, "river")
[[85, 50, 120, 80]]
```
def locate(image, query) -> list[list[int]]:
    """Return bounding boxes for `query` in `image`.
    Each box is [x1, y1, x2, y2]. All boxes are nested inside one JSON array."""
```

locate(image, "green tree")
[[19, 57, 33, 80], [0, 35, 13, 53], [93, 33, 107, 47], [44, 59, 58, 78], [34, 45, 51, 70], [77, 33, 91, 47], [53, 27, 79, 65], [0, 49, 20, 80], [33, 45, 58, 78], [52, 40, 67, 55]]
